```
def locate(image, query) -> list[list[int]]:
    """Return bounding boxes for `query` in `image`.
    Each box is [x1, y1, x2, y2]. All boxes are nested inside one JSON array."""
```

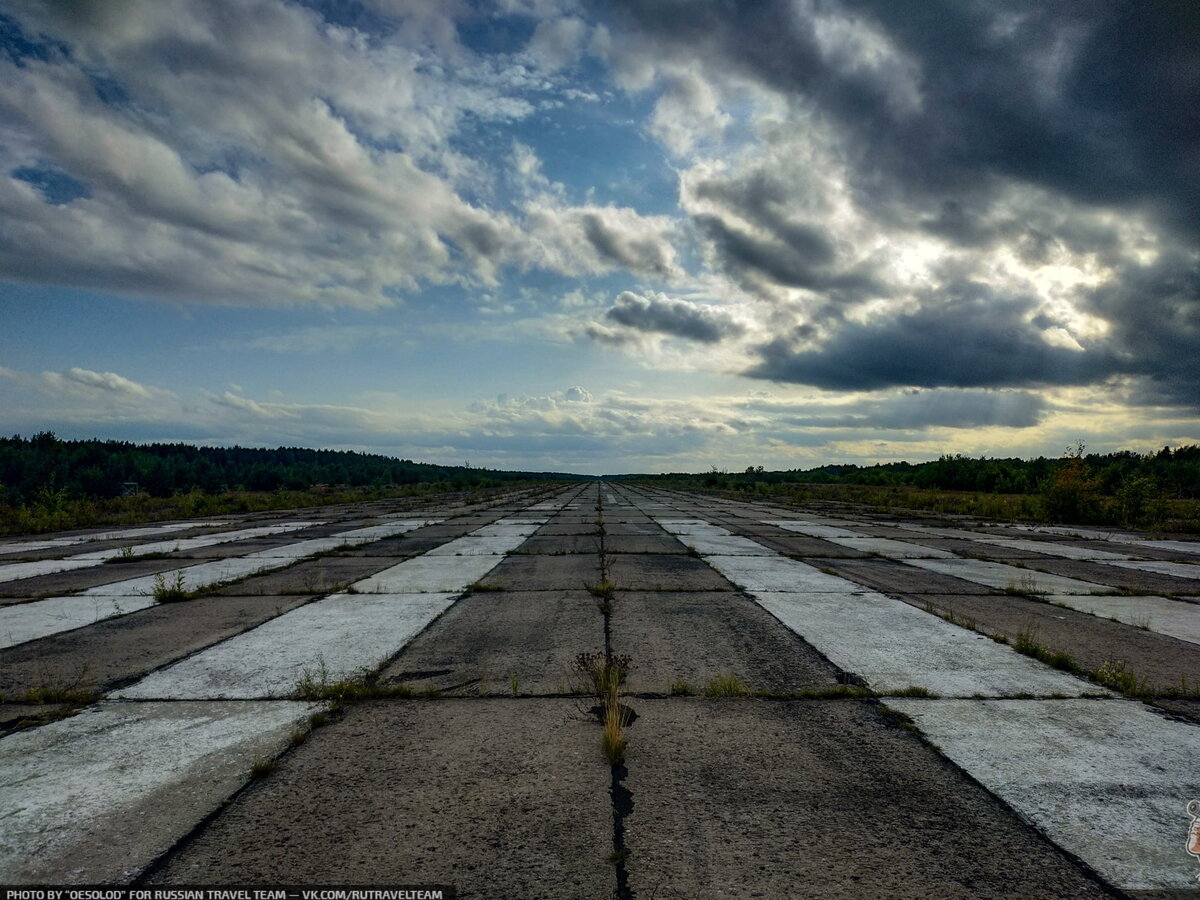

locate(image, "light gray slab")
[[82, 556, 292, 596], [0, 594, 158, 649], [426, 534, 531, 556], [904, 558, 1112, 595], [898, 523, 996, 541], [888, 698, 1200, 891], [764, 520, 864, 539], [244, 519, 437, 559], [657, 519, 727, 535], [72, 522, 321, 561], [753, 590, 1095, 697], [352, 554, 503, 593], [0, 523, 195, 555], [0, 700, 316, 883], [703, 554, 872, 593], [1105, 559, 1200, 582], [974, 538, 1135, 562], [1042, 594, 1200, 645], [0, 558, 98, 583], [825, 536, 957, 559], [685, 534, 777, 556], [117, 592, 458, 699], [1139, 539, 1200, 557]]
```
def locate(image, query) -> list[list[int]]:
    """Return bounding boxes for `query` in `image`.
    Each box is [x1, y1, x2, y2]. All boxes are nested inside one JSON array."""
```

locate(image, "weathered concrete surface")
[[891, 592, 1200, 694], [610, 591, 841, 693], [1041, 593, 1200, 645], [351, 553, 504, 592], [623, 699, 1111, 899], [0, 700, 316, 883], [904, 557, 1113, 594], [753, 590, 1096, 697], [147, 700, 614, 897], [0, 594, 316, 698], [608, 553, 733, 591], [0, 593, 159, 649], [381, 590, 603, 694], [889, 698, 1200, 891], [476, 553, 602, 590], [117, 592, 459, 699], [0, 523, 195, 556]]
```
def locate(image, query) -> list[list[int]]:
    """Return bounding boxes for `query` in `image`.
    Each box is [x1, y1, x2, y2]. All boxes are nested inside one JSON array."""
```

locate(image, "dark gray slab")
[[611, 591, 840, 693], [816, 557, 999, 595], [608, 555, 734, 592], [476, 554, 602, 591], [623, 699, 1111, 899], [514, 535, 602, 555], [0, 594, 315, 698], [148, 699, 615, 896], [603, 535, 685, 554], [1021, 558, 1200, 595], [381, 590, 603, 694], [0, 559, 202, 600], [211, 557, 403, 595]]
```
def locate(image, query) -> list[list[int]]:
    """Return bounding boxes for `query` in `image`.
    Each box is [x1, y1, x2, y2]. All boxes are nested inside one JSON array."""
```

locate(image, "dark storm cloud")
[[604, 290, 744, 343], [605, 0, 1200, 238], [747, 283, 1118, 392]]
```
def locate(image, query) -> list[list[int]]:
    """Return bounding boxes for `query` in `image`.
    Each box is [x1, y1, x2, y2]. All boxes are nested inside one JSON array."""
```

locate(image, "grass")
[[1010, 626, 1079, 672], [293, 660, 415, 703], [602, 697, 630, 764], [574, 650, 634, 765], [667, 680, 695, 696], [249, 757, 277, 778], [152, 570, 197, 602], [104, 549, 174, 564], [703, 672, 751, 697]]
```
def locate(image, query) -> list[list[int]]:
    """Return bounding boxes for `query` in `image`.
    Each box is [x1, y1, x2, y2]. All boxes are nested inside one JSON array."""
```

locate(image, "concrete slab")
[[904, 558, 1113, 595], [352, 554, 503, 593], [0, 594, 317, 698], [82, 556, 292, 596], [828, 536, 958, 559], [682, 533, 777, 555], [212, 556, 403, 596], [475, 554, 601, 590], [0, 594, 159, 649], [0, 523, 195, 555], [765, 520, 865, 539], [602, 535, 686, 554], [1039, 594, 1200, 645], [0, 558, 97, 584], [703, 554, 871, 593], [514, 534, 602, 555], [974, 537, 1135, 562], [608, 554, 733, 591], [889, 698, 1200, 891], [1107, 559, 1200, 582], [381, 590, 602, 694], [753, 589, 1097, 696], [624, 699, 1110, 899], [117, 592, 459, 699], [0, 699, 316, 883], [146, 699, 614, 895], [611, 591, 840, 693]]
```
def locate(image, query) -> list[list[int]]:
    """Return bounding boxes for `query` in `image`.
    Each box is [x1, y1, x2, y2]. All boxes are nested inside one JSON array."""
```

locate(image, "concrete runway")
[[1, 481, 1198, 895]]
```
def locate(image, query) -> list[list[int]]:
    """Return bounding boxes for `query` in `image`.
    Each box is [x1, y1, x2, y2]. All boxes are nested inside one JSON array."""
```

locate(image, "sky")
[[1, 0, 1198, 476]]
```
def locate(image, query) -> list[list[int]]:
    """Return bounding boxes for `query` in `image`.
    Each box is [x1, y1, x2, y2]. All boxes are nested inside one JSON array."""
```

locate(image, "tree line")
[[0, 432, 579, 505]]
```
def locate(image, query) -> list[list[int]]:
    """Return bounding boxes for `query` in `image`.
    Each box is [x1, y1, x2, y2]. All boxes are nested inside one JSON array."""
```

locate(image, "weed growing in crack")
[[703, 672, 751, 697], [249, 757, 277, 778], [603, 699, 630, 765], [1012, 626, 1078, 672], [667, 680, 695, 696], [152, 570, 193, 602], [293, 659, 414, 703]]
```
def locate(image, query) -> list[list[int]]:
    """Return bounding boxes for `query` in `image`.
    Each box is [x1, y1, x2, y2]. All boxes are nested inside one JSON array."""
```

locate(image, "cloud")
[[42, 367, 171, 401], [602, 290, 743, 343]]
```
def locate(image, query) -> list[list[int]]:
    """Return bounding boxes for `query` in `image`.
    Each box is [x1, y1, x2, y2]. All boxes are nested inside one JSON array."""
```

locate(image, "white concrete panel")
[[70, 522, 322, 561], [1042, 594, 1200, 645], [657, 520, 728, 535], [82, 556, 291, 596], [352, 554, 502, 592], [0, 594, 158, 649], [684, 534, 778, 556], [117, 593, 458, 700], [1106, 559, 1200, 582], [888, 698, 1200, 891], [753, 591, 1095, 697], [0, 523, 195, 555], [897, 523, 997, 541], [703, 554, 872, 593], [0, 700, 316, 883], [1138, 539, 1200, 557], [244, 519, 436, 559], [426, 535, 531, 556], [973, 538, 1134, 561], [904, 558, 1113, 594], [826, 537, 957, 559], [765, 520, 863, 539], [0, 558, 97, 584]]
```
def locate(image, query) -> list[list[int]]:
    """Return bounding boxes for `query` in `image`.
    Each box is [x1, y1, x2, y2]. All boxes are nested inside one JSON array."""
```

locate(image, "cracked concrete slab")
[[623, 699, 1111, 899], [608, 554, 733, 591], [0, 700, 316, 884], [904, 557, 1113, 594], [888, 698, 1200, 891], [116, 592, 459, 699], [146, 700, 614, 896]]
